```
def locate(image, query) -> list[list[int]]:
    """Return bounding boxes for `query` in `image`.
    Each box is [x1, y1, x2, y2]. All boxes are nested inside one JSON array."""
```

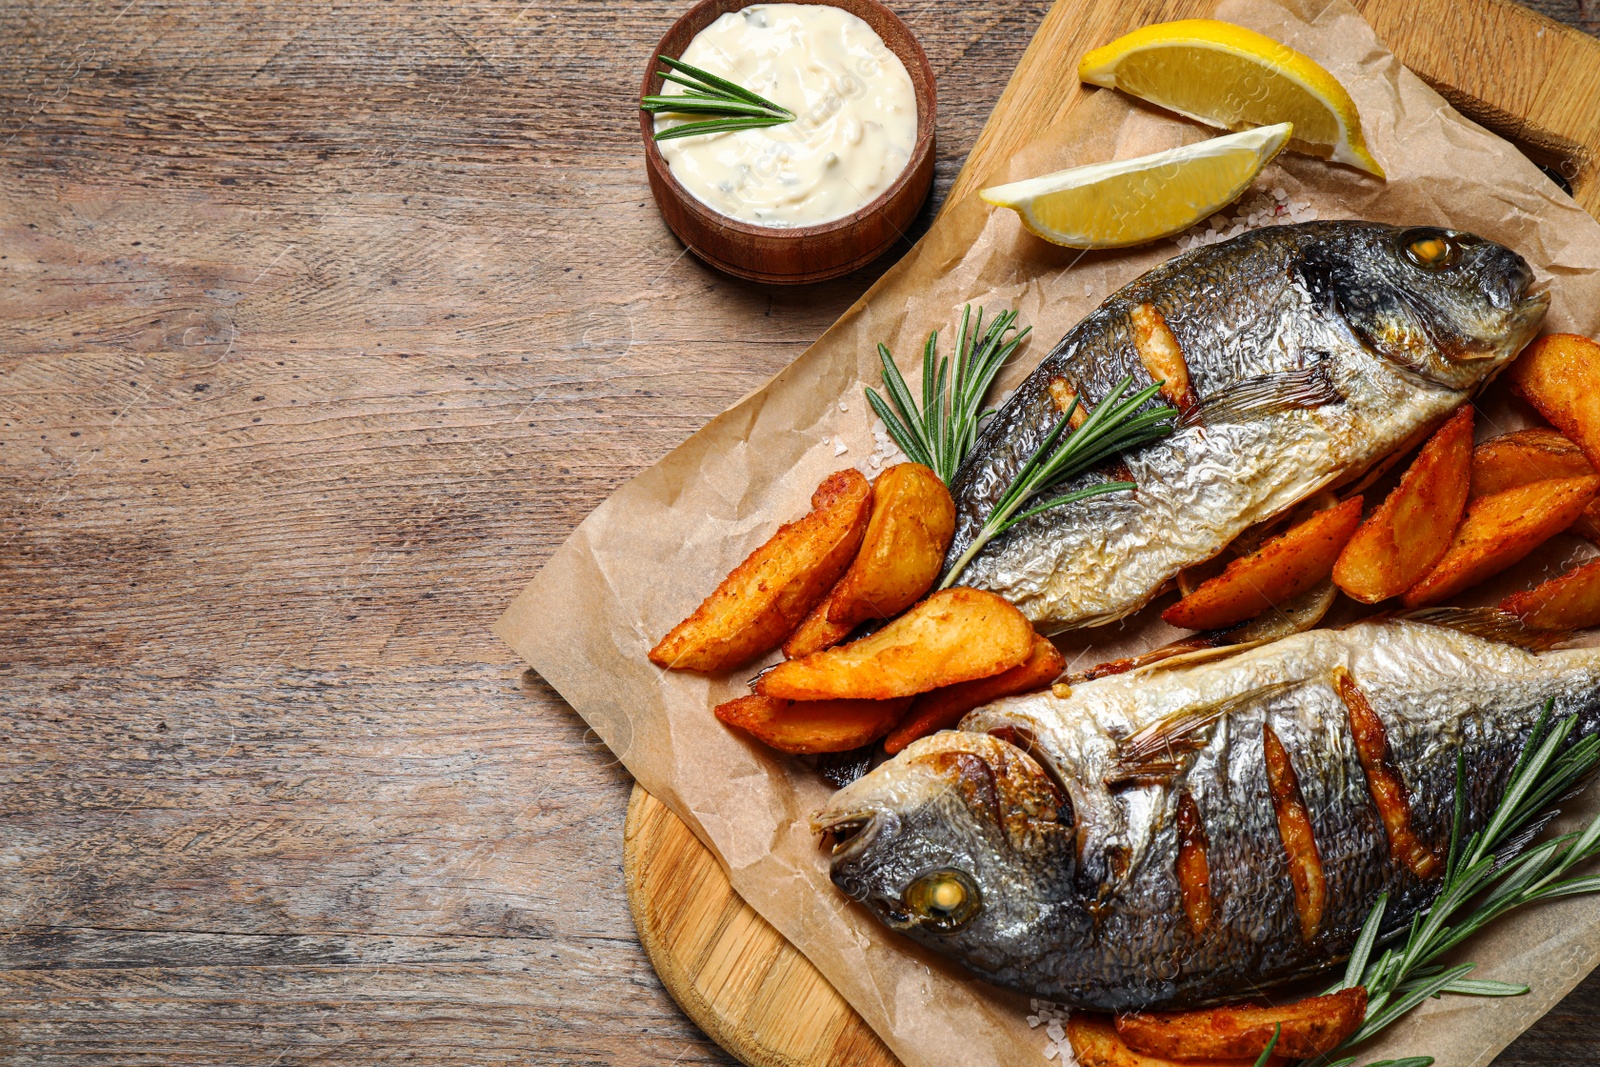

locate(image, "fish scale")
[[817, 620, 1600, 1010], [942, 221, 1547, 632]]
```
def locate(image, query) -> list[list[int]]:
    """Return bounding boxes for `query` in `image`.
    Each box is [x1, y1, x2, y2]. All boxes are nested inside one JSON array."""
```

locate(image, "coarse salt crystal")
[[1044, 1042, 1059, 1059], [1047, 1020, 1065, 1042], [1272, 186, 1288, 200], [839, 400, 848, 412], [834, 439, 849, 456], [1027, 1015, 1041, 1028]]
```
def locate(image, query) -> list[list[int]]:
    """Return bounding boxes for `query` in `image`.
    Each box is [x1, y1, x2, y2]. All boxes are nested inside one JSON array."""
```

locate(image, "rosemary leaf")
[[657, 55, 791, 112], [865, 386, 933, 471], [642, 55, 795, 141], [642, 95, 789, 118], [865, 305, 1030, 486], [992, 481, 1135, 536], [1339, 891, 1386, 991], [1349, 965, 1476, 1046], [652, 117, 793, 141], [1438, 978, 1528, 996]]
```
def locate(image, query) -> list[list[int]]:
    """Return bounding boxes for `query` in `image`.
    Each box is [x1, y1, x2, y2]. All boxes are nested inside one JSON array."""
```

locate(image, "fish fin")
[[1120, 639, 1270, 678], [1068, 635, 1226, 683], [1181, 363, 1344, 427], [1105, 679, 1298, 788], [1396, 607, 1570, 652], [1069, 637, 1268, 685]]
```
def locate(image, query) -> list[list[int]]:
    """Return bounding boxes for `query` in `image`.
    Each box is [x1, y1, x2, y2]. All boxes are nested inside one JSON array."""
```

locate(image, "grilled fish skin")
[[943, 223, 1548, 632], [813, 619, 1600, 1011]]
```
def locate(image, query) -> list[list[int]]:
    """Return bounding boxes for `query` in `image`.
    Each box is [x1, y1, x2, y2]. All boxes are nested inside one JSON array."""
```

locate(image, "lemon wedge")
[[1079, 19, 1383, 178], [980, 123, 1292, 249]]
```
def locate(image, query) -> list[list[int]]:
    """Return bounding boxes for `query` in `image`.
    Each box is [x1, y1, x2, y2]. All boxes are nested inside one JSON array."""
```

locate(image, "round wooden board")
[[623, 784, 902, 1067]]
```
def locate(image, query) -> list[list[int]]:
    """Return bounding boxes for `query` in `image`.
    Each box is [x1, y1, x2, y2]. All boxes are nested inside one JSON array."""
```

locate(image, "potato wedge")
[[1333, 405, 1473, 603], [883, 634, 1065, 754], [1508, 333, 1600, 467], [1471, 427, 1593, 496], [1469, 427, 1600, 543], [1164, 496, 1363, 631], [1068, 1013, 1285, 1067], [1402, 475, 1600, 607], [783, 599, 857, 660], [1500, 559, 1600, 630], [714, 694, 910, 754], [826, 463, 957, 630], [649, 469, 871, 673], [758, 588, 1034, 701], [1115, 988, 1366, 1061]]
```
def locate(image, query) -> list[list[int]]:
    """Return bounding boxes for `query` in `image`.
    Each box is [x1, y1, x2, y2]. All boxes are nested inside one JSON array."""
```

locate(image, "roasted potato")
[[758, 588, 1034, 701], [713, 694, 911, 754], [1115, 988, 1366, 1061], [1471, 427, 1593, 496], [781, 464, 955, 659], [1333, 405, 1473, 603], [1228, 578, 1337, 643], [782, 599, 857, 660], [1402, 475, 1600, 607], [649, 469, 871, 673], [1508, 333, 1600, 467], [1469, 427, 1600, 542], [883, 634, 1065, 754], [1341, 406, 1455, 498], [826, 463, 957, 629], [1164, 497, 1363, 631], [1500, 559, 1600, 630], [1068, 1013, 1285, 1067]]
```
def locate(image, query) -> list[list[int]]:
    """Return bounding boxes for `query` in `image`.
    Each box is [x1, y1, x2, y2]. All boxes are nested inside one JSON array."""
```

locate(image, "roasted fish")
[[944, 223, 1548, 632], [814, 618, 1600, 1011]]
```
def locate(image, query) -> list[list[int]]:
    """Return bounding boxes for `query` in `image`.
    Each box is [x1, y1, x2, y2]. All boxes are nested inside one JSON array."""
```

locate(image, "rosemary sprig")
[[865, 305, 1031, 485], [1317, 701, 1600, 1066], [641, 56, 795, 142], [939, 375, 1176, 588]]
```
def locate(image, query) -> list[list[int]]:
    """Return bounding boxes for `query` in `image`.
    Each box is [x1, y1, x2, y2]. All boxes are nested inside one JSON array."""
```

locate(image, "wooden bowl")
[[640, 0, 937, 285]]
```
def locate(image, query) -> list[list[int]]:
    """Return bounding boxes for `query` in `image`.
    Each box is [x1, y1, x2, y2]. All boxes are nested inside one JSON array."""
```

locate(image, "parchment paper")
[[498, 2, 1600, 1063]]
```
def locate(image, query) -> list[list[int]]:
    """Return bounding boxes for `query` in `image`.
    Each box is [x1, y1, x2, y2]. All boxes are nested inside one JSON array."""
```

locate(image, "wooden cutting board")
[[624, 2, 1600, 1065]]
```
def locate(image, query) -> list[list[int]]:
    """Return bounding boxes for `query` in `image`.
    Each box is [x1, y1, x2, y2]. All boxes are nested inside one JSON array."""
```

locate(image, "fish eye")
[[1402, 230, 1459, 270], [903, 869, 982, 930]]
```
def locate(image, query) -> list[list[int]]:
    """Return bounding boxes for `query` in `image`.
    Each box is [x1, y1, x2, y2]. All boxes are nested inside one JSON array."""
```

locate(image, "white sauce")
[[656, 4, 917, 228]]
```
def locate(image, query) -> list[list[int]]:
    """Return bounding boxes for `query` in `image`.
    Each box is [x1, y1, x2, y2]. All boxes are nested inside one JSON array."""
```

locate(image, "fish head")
[[812, 730, 1082, 977], [1299, 224, 1549, 389]]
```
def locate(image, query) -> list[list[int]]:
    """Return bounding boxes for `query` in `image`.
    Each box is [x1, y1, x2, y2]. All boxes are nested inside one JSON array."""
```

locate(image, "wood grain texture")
[[0, 1, 1046, 1064], [0, 1, 1594, 1065]]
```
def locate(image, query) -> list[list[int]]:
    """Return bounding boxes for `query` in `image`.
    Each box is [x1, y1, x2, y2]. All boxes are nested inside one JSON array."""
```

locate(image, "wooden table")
[[1, 1, 1595, 1063]]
